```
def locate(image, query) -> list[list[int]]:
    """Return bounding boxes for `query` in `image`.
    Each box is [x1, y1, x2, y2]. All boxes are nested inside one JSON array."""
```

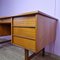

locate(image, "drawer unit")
[[11, 11, 57, 53], [12, 15, 37, 52], [13, 27, 36, 40]]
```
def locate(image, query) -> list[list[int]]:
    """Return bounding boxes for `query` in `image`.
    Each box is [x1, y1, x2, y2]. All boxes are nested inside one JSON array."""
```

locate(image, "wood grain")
[[13, 36, 36, 52], [13, 27, 36, 40], [13, 16, 36, 27], [36, 14, 57, 52]]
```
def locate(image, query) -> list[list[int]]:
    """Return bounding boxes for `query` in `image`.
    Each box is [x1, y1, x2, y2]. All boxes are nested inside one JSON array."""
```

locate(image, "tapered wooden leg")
[[25, 49, 30, 60], [42, 48, 45, 56]]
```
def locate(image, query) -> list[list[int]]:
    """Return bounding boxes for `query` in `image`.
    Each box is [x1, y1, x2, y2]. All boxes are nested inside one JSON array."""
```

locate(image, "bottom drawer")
[[12, 36, 36, 52]]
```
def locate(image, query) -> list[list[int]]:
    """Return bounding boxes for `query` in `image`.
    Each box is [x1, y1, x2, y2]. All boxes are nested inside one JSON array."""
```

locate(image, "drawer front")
[[13, 27, 36, 40], [12, 36, 36, 52], [0, 18, 11, 23], [13, 16, 36, 27]]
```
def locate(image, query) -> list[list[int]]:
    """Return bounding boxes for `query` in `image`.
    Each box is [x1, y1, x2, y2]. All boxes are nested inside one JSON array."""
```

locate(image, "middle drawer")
[[13, 27, 36, 40]]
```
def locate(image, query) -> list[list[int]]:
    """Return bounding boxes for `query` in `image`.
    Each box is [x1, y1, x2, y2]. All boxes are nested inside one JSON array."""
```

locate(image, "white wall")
[[0, 0, 55, 17], [54, 0, 60, 56], [0, 0, 2, 15], [46, 0, 60, 56], [0, 0, 60, 56]]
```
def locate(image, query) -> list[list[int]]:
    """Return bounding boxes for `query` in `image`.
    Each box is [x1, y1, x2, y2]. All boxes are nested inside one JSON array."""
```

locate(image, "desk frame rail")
[[25, 48, 45, 60]]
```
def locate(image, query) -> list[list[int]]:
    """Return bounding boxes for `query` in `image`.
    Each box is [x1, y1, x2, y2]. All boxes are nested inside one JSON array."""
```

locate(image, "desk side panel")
[[36, 14, 57, 52]]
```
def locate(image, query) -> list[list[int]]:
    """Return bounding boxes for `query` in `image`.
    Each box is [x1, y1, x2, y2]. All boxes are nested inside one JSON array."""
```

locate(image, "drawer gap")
[[13, 26, 36, 28], [13, 35, 35, 41]]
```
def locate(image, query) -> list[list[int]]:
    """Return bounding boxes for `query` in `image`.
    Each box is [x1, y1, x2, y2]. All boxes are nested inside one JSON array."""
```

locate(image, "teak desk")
[[0, 11, 58, 60]]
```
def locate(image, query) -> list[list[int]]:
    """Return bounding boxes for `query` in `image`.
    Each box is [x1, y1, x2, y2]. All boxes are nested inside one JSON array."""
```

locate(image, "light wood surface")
[[13, 16, 36, 27], [12, 13, 57, 52], [13, 36, 36, 52], [13, 27, 36, 40]]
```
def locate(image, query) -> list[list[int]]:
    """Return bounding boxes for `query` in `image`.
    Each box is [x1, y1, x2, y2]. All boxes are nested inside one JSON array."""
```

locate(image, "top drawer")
[[13, 16, 36, 27]]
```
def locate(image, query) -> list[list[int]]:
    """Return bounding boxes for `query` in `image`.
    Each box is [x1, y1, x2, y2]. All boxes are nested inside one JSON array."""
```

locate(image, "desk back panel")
[[0, 18, 11, 36], [0, 24, 11, 36]]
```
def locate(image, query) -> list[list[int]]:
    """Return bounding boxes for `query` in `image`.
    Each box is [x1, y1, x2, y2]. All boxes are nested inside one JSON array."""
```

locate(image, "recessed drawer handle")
[[13, 26, 36, 28], [13, 35, 35, 40]]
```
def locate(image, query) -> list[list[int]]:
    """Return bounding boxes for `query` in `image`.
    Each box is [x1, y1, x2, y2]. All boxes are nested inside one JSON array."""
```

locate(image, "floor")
[[0, 42, 60, 60]]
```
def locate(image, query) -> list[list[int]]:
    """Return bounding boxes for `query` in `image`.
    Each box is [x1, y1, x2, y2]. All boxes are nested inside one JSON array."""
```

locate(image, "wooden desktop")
[[0, 11, 58, 60]]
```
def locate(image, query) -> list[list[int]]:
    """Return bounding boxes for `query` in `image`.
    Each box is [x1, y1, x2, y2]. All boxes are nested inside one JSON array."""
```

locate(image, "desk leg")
[[25, 49, 30, 60], [42, 48, 45, 56], [24, 48, 45, 60]]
